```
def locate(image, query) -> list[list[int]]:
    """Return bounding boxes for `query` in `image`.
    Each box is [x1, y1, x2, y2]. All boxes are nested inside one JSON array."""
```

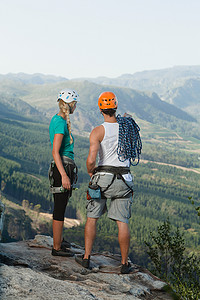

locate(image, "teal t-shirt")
[[49, 114, 74, 160]]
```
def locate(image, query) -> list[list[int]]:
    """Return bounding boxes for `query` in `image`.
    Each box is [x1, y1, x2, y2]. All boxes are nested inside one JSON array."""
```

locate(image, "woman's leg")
[[52, 164, 69, 250], [53, 219, 64, 250], [53, 192, 69, 250]]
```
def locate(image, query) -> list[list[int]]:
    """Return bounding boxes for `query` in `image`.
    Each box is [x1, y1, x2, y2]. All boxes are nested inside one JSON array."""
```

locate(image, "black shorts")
[[52, 164, 70, 221]]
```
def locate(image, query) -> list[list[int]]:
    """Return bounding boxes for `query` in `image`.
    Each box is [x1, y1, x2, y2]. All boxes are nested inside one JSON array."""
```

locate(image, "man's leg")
[[84, 217, 98, 259], [116, 220, 130, 264], [53, 219, 64, 250]]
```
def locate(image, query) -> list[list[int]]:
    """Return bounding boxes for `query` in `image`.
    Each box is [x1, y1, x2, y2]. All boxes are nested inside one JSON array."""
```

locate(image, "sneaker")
[[61, 238, 71, 249], [121, 262, 131, 274], [52, 247, 74, 257], [75, 254, 90, 269]]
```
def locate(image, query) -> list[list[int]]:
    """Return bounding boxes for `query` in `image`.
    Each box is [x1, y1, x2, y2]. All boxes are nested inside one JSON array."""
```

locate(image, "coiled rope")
[[116, 114, 142, 166]]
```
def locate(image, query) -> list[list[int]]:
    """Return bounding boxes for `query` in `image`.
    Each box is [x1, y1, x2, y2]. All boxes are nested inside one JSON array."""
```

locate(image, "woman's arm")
[[52, 134, 71, 190]]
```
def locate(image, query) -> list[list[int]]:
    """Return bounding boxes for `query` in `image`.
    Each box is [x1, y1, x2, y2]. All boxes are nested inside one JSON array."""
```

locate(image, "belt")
[[94, 165, 130, 175]]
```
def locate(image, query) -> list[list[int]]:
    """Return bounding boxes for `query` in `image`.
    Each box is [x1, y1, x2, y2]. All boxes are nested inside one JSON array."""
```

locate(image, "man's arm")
[[86, 125, 104, 177]]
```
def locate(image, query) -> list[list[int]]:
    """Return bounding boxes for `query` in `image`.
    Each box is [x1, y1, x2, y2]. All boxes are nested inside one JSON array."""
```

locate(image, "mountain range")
[[82, 65, 200, 92], [77, 65, 200, 119], [0, 67, 200, 139]]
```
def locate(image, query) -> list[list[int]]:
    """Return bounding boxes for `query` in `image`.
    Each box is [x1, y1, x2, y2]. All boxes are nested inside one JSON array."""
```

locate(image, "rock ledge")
[[0, 235, 173, 300]]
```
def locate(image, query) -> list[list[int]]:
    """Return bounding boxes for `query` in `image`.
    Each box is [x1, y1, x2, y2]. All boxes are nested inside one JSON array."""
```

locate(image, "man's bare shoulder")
[[91, 125, 104, 134], [90, 125, 104, 142]]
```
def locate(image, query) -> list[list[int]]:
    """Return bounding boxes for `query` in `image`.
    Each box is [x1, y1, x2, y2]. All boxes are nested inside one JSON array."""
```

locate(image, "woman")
[[49, 89, 79, 256]]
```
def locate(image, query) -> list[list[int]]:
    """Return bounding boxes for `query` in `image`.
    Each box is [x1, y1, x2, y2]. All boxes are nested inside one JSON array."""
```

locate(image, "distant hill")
[[83, 65, 200, 93], [0, 72, 67, 85], [0, 94, 47, 123], [161, 78, 200, 118], [78, 66, 200, 119]]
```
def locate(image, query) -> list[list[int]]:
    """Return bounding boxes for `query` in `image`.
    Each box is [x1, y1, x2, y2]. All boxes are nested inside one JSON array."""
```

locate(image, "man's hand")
[[123, 112, 132, 118]]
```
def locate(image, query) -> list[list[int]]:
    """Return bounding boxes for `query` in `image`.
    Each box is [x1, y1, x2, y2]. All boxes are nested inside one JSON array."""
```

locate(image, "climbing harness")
[[88, 165, 134, 200], [116, 114, 142, 166], [95, 165, 134, 193], [48, 156, 78, 194]]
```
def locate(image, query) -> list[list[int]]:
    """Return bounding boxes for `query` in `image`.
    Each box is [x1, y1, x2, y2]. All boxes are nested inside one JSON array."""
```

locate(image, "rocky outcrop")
[[0, 235, 174, 299]]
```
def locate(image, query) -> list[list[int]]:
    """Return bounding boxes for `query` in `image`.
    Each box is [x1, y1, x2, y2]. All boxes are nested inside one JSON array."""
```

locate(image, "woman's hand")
[[62, 173, 71, 190]]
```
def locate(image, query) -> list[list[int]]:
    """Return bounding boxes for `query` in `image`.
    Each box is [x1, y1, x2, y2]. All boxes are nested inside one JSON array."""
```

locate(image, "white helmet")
[[57, 89, 80, 103]]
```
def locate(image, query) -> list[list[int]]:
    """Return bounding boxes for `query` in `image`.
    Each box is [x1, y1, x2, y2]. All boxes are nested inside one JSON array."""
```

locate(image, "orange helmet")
[[98, 91, 118, 109]]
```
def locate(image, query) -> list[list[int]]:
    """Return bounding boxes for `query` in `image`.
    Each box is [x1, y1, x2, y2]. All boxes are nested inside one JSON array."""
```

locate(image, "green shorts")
[[86, 172, 134, 223]]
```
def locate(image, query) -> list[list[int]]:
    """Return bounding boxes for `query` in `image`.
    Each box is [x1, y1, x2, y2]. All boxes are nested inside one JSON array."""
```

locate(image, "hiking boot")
[[75, 254, 90, 269], [120, 262, 131, 274], [52, 247, 74, 257], [61, 238, 71, 249]]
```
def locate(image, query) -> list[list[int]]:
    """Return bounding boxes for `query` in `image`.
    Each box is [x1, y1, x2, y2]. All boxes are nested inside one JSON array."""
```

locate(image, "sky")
[[0, 0, 200, 79]]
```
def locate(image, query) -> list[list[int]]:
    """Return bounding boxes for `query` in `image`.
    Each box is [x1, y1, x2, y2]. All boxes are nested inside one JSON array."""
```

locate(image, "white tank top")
[[98, 122, 132, 181], [98, 122, 130, 167]]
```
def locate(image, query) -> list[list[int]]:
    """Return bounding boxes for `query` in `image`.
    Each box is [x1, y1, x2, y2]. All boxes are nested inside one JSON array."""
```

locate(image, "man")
[[76, 91, 141, 274]]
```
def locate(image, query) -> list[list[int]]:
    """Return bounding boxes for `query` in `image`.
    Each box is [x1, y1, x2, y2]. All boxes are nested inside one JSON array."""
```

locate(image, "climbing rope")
[[116, 114, 142, 166]]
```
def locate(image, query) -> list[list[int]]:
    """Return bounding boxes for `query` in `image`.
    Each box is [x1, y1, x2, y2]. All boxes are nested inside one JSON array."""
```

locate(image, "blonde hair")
[[58, 100, 76, 144]]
